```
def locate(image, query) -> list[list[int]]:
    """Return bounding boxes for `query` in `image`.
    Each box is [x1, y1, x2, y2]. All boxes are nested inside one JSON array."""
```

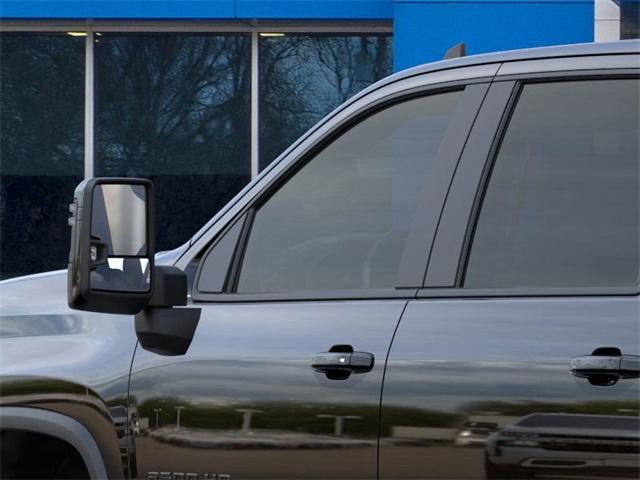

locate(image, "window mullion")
[[84, 27, 95, 178], [251, 30, 259, 179]]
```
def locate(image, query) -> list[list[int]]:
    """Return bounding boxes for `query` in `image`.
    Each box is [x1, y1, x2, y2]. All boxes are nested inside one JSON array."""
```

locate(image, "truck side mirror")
[[67, 178, 155, 314], [68, 177, 201, 356]]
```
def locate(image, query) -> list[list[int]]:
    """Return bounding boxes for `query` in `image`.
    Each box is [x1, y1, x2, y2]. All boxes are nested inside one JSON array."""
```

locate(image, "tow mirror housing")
[[67, 178, 155, 314], [68, 177, 201, 356]]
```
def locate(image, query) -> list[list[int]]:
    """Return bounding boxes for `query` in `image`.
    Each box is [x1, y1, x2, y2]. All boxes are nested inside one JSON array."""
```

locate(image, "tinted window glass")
[[0, 34, 84, 279], [95, 34, 251, 252], [197, 216, 244, 293], [621, 1, 640, 39], [259, 34, 392, 170], [237, 91, 463, 292], [465, 79, 639, 288]]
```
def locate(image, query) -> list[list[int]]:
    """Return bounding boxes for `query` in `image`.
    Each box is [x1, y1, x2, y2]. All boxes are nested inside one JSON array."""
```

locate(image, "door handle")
[[312, 351, 375, 374], [311, 345, 374, 379], [570, 347, 640, 386]]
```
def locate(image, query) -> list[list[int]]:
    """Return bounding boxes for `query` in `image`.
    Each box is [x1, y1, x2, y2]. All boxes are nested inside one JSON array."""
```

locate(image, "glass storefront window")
[[259, 34, 393, 170], [0, 34, 84, 279], [621, 1, 640, 39], [95, 34, 252, 252]]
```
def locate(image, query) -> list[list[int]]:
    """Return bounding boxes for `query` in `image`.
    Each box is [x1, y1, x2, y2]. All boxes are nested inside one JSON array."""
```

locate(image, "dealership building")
[[1, 0, 638, 279]]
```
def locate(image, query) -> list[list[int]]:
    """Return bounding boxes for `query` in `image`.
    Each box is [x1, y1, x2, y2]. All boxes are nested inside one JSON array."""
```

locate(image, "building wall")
[[5, 1, 632, 71], [596, 0, 623, 40], [1, 1, 603, 70], [0, 0, 393, 19]]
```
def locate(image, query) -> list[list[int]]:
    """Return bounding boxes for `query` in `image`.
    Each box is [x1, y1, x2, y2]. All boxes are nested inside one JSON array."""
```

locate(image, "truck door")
[[380, 67, 640, 479], [128, 78, 489, 479]]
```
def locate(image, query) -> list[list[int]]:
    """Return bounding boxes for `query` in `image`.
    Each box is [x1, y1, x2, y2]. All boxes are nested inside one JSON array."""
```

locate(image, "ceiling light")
[[259, 33, 285, 37], [66, 32, 87, 37]]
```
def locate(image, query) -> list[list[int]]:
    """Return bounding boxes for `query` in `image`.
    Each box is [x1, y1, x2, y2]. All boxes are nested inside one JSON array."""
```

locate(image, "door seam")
[[376, 297, 415, 479]]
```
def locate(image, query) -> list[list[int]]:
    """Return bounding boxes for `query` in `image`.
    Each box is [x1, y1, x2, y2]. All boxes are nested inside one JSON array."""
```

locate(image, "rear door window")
[[464, 79, 639, 288]]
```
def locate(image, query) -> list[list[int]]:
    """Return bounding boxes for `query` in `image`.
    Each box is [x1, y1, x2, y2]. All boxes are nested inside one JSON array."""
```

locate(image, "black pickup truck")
[[1, 40, 639, 480]]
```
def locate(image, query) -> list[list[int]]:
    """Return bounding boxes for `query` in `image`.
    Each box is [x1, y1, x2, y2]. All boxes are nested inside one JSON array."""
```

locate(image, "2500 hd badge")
[[147, 473, 231, 480]]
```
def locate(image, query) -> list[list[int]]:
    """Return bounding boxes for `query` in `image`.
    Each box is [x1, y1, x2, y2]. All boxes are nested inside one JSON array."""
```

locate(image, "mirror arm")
[[135, 266, 202, 356], [146, 266, 189, 307], [134, 307, 200, 356]]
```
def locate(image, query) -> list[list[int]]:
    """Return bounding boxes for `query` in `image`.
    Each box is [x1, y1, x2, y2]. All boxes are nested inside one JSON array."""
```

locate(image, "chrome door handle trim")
[[311, 351, 374, 374], [570, 353, 640, 380]]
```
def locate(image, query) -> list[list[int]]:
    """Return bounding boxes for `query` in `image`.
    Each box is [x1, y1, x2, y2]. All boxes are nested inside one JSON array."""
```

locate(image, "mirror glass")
[[90, 184, 150, 292], [91, 184, 148, 256]]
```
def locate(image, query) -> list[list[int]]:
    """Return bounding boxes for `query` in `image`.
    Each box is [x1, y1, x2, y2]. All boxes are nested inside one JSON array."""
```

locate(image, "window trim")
[[423, 80, 517, 288], [417, 285, 640, 299], [193, 211, 250, 294], [424, 67, 640, 296], [194, 288, 419, 303], [191, 80, 492, 303], [456, 79, 522, 288], [225, 209, 255, 293]]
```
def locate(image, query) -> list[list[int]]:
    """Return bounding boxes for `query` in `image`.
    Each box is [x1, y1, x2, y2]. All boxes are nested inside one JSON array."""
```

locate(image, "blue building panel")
[[0, 1, 237, 19], [393, 0, 594, 70], [236, 0, 393, 19], [0, 0, 393, 19], [1, 0, 601, 77]]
